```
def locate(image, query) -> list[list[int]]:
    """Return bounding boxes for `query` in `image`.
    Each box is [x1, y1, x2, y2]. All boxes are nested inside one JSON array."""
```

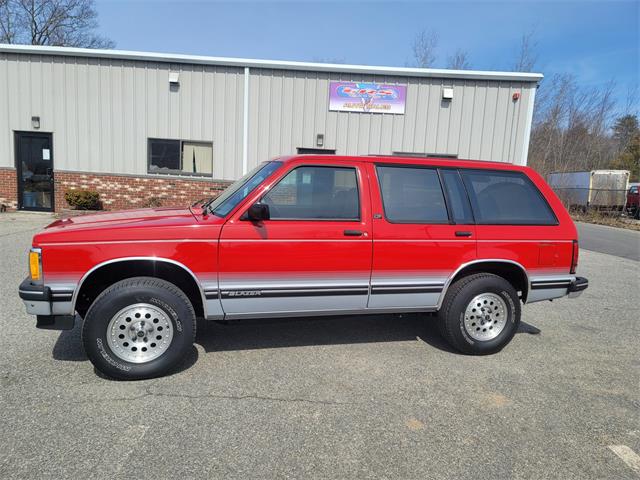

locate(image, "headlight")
[[29, 247, 42, 282]]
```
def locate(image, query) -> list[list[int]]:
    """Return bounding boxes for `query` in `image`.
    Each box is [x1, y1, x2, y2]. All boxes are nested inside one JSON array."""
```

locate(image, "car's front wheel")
[[437, 273, 521, 354], [82, 276, 196, 380]]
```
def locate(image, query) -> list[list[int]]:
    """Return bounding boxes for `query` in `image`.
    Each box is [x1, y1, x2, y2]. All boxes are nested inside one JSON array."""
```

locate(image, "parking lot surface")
[[576, 221, 640, 262], [1, 213, 639, 479]]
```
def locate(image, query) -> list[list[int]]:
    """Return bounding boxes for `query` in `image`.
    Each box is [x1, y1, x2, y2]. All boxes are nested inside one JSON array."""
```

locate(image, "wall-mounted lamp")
[[31, 116, 40, 129], [169, 72, 180, 87], [442, 87, 454, 101], [316, 133, 324, 147]]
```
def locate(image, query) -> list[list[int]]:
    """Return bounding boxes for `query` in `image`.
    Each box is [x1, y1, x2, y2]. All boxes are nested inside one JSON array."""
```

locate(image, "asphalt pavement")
[[1, 213, 639, 479], [576, 221, 640, 262]]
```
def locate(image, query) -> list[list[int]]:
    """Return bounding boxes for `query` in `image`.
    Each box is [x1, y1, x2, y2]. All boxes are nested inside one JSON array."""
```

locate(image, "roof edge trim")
[[0, 44, 544, 82]]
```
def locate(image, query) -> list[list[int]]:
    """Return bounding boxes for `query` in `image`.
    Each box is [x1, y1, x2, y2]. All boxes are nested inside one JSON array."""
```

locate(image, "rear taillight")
[[570, 240, 579, 274]]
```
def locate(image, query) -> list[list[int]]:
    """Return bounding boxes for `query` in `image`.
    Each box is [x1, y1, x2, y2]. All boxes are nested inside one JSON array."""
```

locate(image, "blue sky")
[[95, 0, 638, 103]]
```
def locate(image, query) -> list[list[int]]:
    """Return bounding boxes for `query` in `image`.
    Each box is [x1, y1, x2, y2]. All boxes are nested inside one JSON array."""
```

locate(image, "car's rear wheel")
[[82, 276, 196, 380], [437, 273, 520, 354]]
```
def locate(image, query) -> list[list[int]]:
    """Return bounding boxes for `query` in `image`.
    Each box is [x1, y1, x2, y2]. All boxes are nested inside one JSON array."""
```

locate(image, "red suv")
[[19, 155, 588, 379]]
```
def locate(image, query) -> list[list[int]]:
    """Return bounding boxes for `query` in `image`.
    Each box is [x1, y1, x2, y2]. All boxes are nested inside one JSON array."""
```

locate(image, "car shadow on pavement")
[[51, 315, 542, 372], [51, 323, 199, 378], [195, 313, 460, 354], [52, 324, 87, 362]]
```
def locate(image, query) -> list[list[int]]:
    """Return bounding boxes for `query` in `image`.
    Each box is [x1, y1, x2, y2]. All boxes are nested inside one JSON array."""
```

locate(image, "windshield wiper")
[[192, 197, 215, 215]]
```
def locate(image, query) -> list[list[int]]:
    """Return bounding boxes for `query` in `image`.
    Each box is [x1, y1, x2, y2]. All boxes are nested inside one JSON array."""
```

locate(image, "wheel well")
[[449, 261, 529, 302], [75, 260, 205, 319]]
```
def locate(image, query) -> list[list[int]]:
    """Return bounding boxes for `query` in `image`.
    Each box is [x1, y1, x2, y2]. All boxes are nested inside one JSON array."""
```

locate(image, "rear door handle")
[[455, 231, 473, 237], [344, 230, 364, 236]]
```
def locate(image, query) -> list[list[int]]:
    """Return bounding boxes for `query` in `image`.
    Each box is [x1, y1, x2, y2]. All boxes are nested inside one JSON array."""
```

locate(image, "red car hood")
[[46, 207, 196, 228], [33, 207, 224, 245]]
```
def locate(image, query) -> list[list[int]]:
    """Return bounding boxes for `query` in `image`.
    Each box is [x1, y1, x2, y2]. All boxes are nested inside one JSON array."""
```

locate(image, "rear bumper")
[[568, 276, 589, 298], [18, 277, 76, 330]]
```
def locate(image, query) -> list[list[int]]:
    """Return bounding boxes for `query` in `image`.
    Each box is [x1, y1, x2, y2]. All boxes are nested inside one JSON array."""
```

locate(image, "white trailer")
[[548, 170, 630, 209]]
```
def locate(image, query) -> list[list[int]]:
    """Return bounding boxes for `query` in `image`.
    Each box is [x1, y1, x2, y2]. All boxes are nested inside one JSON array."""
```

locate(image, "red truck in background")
[[19, 155, 588, 379], [627, 184, 639, 218]]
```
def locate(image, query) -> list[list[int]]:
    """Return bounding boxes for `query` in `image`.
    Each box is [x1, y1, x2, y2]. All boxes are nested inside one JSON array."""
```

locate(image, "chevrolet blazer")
[[19, 155, 589, 379]]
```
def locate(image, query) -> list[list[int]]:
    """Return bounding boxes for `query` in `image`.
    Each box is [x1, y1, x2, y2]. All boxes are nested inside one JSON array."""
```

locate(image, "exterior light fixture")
[[31, 116, 40, 129], [316, 134, 324, 147], [169, 72, 180, 86], [442, 88, 454, 100]]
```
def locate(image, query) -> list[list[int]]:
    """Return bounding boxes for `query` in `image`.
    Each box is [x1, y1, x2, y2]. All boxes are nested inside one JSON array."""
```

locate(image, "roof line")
[[0, 44, 543, 83]]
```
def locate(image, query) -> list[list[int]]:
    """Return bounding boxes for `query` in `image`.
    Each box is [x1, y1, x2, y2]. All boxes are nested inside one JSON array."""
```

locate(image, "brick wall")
[[55, 171, 231, 212], [0, 168, 17, 210]]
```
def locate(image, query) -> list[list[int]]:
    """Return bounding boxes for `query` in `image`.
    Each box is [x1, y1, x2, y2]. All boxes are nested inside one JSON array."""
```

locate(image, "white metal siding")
[[0, 53, 244, 179], [246, 68, 536, 172], [1, 51, 538, 180]]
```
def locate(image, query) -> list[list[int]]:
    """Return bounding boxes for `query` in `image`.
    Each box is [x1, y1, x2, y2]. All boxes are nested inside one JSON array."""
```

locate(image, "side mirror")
[[245, 203, 270, 222]]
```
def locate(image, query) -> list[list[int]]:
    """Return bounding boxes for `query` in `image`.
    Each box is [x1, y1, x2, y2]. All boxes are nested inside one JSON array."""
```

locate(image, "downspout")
[[242, 66, 250, 175]]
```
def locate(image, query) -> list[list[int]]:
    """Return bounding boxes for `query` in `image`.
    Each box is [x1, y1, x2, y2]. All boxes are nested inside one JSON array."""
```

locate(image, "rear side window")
[[376, 166, 448, 223], [460, 169, 557, 225], [262, 166, 360, 220]]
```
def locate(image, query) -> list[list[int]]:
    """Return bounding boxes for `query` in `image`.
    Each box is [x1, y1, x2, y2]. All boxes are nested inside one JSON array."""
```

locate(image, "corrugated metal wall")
[[247, 69, 535, 170], [0, 52, 537, 181], [0, 53, 245, 179]]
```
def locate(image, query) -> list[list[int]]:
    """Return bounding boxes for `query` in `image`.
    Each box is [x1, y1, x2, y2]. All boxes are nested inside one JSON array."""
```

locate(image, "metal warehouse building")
[[0, 44, 542, 212]]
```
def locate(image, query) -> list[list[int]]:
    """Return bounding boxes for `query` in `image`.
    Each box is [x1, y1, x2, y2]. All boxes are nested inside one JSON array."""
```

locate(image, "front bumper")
[[18, 277, 76, 330], [568, 276, 589, 298]]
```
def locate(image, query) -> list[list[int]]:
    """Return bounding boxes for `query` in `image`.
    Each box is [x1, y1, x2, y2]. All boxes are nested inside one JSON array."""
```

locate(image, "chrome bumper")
[[18, 277, 75, 329]]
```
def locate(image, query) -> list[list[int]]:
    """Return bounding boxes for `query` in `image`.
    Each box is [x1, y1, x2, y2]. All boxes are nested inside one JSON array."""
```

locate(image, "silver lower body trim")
[[224, 305, 438, 320], [23, 300, 52, 315], [527, 275, 575, 303]]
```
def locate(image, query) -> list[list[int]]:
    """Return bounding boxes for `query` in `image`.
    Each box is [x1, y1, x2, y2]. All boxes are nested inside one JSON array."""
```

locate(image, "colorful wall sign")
[[329, 82, 407, 114]]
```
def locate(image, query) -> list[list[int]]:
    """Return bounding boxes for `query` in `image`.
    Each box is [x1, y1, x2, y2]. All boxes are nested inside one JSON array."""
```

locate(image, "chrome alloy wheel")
[[463, 293, 508, 341], [106, 303, 174, 363]]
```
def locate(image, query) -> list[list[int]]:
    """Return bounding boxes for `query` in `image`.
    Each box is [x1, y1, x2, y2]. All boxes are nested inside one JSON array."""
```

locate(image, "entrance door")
[[15, 132, 54, 212]]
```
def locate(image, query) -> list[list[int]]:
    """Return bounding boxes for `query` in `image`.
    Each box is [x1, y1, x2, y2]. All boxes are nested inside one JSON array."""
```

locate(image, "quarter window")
[[262, 166, 360, 220], [460, 169, 557, 225], [376, 166, 449, 223], [148, 139, 213, 177]]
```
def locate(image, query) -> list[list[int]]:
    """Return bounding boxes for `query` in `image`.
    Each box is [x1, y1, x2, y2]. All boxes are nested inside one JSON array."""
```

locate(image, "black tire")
[[437, 273, 520, 355], [82, 276, 196, 380]]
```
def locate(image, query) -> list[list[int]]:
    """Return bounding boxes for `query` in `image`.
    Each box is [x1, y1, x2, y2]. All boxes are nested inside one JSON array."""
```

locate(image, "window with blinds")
[[148, 139, 213, 177]]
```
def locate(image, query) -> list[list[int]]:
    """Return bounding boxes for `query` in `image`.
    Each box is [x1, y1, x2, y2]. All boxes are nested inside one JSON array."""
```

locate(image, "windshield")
[[204, 161, 283, 217]]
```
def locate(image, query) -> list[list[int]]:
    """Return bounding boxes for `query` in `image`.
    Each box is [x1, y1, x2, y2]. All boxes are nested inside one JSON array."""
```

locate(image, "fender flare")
[[436, 259, 530, 309], [70, 256, 208, 317]]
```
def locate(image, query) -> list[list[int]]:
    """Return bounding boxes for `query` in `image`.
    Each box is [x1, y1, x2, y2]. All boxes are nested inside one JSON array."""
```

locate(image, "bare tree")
[[623, 85, 639, 116], [447, 49, 471, 70], [514, 29, 538, 72], [0, 0, 114, 48], [412, 29, 438, 68], [528, 74, 618, 176]]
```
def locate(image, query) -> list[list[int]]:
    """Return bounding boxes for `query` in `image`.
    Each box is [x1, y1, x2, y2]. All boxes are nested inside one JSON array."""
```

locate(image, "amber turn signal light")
[[29, 250, 41, 281]]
